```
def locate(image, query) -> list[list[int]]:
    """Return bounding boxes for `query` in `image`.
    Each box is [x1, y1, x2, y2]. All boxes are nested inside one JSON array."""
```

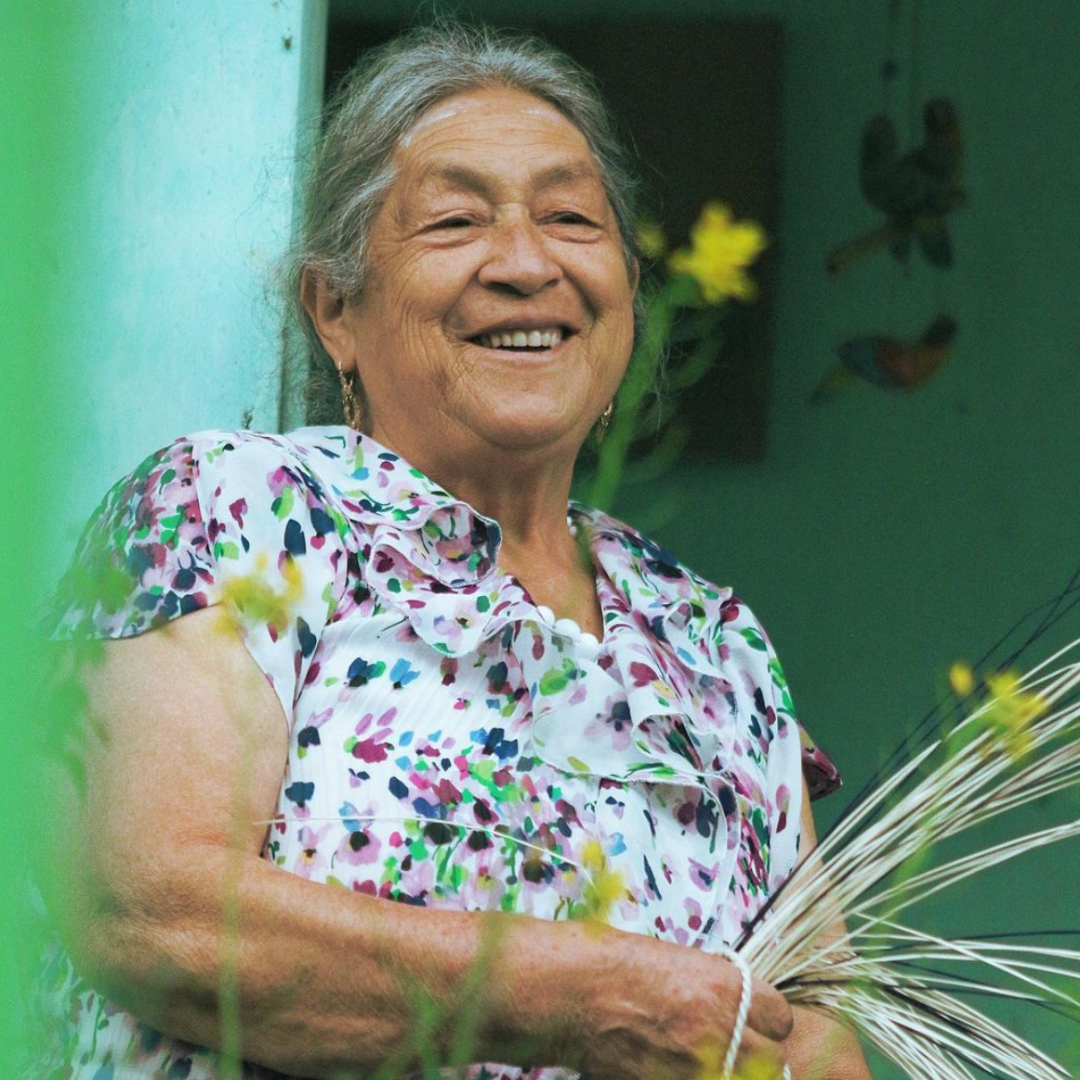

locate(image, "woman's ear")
[[300, 268, 355, 369], [628, 255, 641, 298]]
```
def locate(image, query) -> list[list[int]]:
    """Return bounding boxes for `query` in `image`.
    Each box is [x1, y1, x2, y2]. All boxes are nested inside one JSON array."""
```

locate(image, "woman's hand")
[[564, 928, 793, 1080]]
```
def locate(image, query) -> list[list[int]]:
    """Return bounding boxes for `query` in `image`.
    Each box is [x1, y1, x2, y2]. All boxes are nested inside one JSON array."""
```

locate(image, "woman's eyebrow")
[[416, 159, 601, 197], [531, 161, 601, 189]]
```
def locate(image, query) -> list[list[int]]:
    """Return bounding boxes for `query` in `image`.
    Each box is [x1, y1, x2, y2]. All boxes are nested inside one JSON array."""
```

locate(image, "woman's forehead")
[[400, 85, 578, 148], [389, 87, 603, 207], [406, 158, 604, 203]]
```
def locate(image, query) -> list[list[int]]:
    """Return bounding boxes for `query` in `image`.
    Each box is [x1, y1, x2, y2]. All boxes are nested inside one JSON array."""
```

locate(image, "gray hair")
[[285, 19, 644, 424]]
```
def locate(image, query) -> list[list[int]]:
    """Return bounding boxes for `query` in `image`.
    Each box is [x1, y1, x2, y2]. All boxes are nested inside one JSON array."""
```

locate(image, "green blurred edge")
[[0, 1, 81, 1070]]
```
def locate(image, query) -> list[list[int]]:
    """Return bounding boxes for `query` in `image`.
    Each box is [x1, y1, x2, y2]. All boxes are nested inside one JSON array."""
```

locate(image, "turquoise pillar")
[[54, 1, 327, 554]]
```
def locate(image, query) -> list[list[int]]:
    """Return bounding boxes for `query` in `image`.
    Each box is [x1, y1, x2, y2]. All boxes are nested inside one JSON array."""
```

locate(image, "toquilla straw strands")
[[736, 638, 1080, 1079]]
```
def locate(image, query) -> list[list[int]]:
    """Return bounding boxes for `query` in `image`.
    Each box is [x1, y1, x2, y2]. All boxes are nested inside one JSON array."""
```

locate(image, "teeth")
[[478, 328, 563, 350]]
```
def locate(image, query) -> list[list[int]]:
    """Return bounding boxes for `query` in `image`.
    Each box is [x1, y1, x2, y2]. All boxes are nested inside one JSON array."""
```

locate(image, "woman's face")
[[336, 86, 637, 464]]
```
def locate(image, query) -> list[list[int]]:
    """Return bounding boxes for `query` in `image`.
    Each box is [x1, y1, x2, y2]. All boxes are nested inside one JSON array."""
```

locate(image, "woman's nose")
[[477, 216, 562, 295]]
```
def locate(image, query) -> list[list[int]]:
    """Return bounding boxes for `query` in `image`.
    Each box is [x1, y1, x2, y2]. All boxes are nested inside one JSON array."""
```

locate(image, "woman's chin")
[[471, 409, 591, 457]]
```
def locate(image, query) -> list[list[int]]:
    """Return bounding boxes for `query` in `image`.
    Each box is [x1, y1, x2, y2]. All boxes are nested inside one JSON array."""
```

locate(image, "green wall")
[[2, 1, 330, 1067], [622, 2, 1080, 1071], [43, 0, 328, 570]]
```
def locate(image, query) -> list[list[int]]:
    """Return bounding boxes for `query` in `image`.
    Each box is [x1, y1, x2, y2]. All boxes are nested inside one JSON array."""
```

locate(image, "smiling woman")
[[304, 86, 637, 491], [33, 18, 869, 1080]]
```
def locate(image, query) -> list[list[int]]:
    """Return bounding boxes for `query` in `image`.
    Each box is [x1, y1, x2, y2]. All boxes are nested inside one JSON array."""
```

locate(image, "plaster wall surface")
[[54, 0, 326, 561]]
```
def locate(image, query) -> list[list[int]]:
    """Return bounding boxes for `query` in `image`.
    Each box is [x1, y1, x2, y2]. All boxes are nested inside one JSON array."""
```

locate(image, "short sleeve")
[[748, 616, 842, 804], [47, 431, 348, 728], [799, 723, 843, 801], [753, 620, 841, 894]]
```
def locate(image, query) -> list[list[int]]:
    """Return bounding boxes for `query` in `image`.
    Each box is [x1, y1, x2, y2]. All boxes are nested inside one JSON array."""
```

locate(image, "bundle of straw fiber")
[[736, 607, 1080, 1078]]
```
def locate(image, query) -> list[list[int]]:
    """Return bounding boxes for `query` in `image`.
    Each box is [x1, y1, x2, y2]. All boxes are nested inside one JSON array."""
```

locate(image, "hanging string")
[[883, 0, 902, 117], [883, 0, 903, 309], [908, 0, 924, 146], [917, 0, 950, 327], [713, 944, 753, 1077], [934, 265, 947, 310]]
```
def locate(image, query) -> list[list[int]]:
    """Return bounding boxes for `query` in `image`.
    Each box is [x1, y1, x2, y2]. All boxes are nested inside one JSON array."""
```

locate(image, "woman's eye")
[[433, 216, 477, 229], [549, 212, 592, 225]]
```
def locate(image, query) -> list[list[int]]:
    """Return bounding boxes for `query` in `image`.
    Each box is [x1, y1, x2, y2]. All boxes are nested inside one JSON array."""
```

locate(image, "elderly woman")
[[36, 22, 871, 1080]]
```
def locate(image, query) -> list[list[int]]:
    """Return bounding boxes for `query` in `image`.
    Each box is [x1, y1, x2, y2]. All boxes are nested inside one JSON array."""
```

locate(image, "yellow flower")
[[578, 838, 625, 934], [218, 553, 304, 635], [982, 669, 1046, 761], [948, 661, 975, 697], [693, 1034, 727, 1080], [693, 1037, 777, 1080], [668, 203, 767, 304], [635, 217, 668, 260]]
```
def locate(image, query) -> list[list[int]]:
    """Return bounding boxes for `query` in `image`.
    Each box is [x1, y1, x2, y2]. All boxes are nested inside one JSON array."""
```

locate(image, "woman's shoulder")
[[580, 505, 843, 799], [49, 427, 353, 642], [81, 426, 353, 557], [79, 427, 343, 519], [124, 423, 355, 471]]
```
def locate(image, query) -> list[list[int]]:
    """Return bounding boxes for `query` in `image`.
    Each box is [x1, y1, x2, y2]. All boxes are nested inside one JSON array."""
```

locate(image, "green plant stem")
[[446, 914, 508, 1068], [588, 283, 679, 511], [667, 320, 726, 392], [217, 618, 264, 1080]]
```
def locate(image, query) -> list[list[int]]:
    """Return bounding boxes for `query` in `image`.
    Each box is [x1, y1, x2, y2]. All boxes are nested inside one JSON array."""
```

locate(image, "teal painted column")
[[54, 0, 327, 556], [4, 6, 331, 1062]]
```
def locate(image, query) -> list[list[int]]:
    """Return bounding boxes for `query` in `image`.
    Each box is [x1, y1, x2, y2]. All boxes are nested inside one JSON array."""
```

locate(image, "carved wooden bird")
[[809, 314, 957, 403], [828, 99, 965, 275]]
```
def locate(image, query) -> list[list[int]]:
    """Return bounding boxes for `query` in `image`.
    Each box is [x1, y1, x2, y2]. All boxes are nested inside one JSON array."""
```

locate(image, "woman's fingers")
[[737, 1026, 790, 1079], [721, 974, 791, 1080], [747, 974, 795, 1041]]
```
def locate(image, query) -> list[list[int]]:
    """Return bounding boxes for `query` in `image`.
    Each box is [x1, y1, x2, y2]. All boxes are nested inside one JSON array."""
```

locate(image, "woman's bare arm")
[[784, 790, 875, 1079], [37, 606, 794, 1079]]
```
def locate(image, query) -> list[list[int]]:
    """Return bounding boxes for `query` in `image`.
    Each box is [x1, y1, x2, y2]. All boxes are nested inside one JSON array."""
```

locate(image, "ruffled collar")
[[285, 425, 734, 665], [287, 426, 501, 588]]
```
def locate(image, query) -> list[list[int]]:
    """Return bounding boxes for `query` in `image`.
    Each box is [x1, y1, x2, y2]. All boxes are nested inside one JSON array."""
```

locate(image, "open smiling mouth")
[[469, 326, 571, 352]]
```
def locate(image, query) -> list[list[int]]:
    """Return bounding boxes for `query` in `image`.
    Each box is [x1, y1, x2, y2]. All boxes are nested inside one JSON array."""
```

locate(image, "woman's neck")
[[499, 532, 604, 637], [368, 418, 580, 541], [364, 418, 603, 632]]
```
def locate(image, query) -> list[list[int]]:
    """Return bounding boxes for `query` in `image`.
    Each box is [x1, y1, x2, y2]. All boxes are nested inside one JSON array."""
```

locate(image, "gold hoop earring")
[[338, 367, 364, 431], [594, 401, 615, 444]]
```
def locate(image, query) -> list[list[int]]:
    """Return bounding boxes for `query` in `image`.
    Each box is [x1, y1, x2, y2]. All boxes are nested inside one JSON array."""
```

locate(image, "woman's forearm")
[[74, 844, 584, 1078], [43, 620, 581, 1076]]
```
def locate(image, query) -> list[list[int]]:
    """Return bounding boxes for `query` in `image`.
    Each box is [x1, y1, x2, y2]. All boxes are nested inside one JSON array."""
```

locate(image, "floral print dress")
[[36, 426, 841, 1080]]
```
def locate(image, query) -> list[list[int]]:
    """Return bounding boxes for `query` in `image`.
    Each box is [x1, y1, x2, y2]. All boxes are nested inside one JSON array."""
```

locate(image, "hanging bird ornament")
[[810, 313, 957, 403], [828, 99, 965, 275]]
